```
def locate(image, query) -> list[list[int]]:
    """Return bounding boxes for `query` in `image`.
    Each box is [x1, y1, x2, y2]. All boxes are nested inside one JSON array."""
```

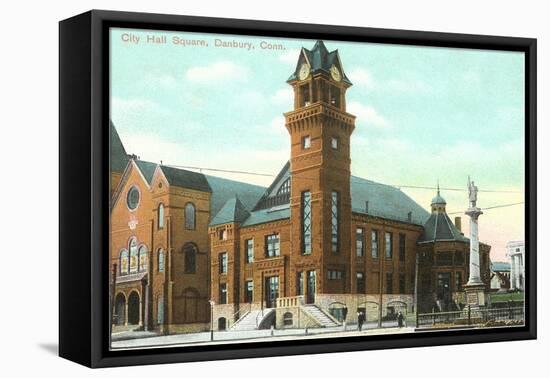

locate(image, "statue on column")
[[468, 176, 478, 208]]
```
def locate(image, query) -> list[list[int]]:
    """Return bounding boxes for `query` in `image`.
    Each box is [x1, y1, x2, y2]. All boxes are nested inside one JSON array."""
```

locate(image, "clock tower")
[[284, 40, 356, 298]]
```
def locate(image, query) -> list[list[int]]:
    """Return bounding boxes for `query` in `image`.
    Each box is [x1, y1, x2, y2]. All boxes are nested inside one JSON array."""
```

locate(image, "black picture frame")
[[59, 9, 537, 368]]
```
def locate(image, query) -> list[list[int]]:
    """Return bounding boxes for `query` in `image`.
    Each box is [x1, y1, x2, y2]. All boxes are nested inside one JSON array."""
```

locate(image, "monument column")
[[464, 177, 486, 307]]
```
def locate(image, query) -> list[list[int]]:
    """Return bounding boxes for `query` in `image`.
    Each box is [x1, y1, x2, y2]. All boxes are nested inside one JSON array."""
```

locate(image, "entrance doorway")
[[128, 291, 140, 325], [264, 276, 279, 308], [114, 293, 126, 325], [307, 270, 316, 304], [436, 272, 452, 311], [218, 317, 227, 330]]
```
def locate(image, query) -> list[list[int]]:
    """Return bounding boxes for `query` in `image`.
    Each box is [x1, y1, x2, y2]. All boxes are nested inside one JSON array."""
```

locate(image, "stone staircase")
[[231, 309, 275, 331], [303, 304, 340, 327]]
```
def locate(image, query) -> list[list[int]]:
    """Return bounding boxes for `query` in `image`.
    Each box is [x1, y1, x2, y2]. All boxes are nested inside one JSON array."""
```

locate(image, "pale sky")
[[110, 28, 525, 261]]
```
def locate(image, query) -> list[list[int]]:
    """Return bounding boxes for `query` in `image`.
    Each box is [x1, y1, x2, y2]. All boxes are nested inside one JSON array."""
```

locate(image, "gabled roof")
[[205, 175, 266, 217], [135, 160, 157, 185], [159, 165, 212, 193], [288, 40, 352, 85], [210, 196, 250, 226], [418, 211, 469, 243], [110, 121, 129, 173], [234, 163, 431, 228]]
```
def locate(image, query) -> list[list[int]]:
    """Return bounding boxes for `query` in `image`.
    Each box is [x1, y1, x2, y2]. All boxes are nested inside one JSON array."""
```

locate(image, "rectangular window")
[[454, 251, 464, 265], [302, 191, 312, 255], [265, 234, 280, 257], [157, 296, 164, 325], [219, 253, 227, 274], [371, 230, 379, 258], [356, 228, 365, 257], [385, 232, 393, 259], [245, 239, 254, 264], [302, 135, 311, 149], [328, 270, 343, 280], [399, 273, 406, 294], [357, 272, 365, 293], [436, 251, 453, 266], [399, 233, 406, 262], [245, 280, 253, 303], [331, 137, 338, 149], [219, 283, 227, 304], [386, 272, 393, 294], [331, 191, 339, 253], [455, 272, 463, 291], [301, 84, 311, 106], [297, 272, 304, 296]]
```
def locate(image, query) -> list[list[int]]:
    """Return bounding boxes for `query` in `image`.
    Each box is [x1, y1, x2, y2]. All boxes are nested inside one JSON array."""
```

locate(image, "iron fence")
[[417, 306, 524, 328]]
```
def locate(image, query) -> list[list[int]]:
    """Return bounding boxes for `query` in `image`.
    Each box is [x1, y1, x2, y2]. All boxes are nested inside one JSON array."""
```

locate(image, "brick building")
[[110, 40, 491, 335]]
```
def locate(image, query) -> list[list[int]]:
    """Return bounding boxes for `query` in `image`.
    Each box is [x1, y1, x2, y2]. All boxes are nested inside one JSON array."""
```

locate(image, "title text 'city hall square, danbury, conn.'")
[[109, 40, 492, 336]]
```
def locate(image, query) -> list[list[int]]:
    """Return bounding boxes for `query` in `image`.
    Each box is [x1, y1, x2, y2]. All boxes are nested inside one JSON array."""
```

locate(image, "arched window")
[[184, 243, 197, 274], [158, 203, 165, 229], [129, 237, 138, 273], [184, 203, 196, 230], [158, 249, 165, 272], [138, 245, 148, 272], [119, 249, 129, 275]]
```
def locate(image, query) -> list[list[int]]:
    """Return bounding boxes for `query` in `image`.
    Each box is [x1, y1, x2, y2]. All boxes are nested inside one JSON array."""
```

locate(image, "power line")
[[165, 164, 273, 177], [447, 202, 525, 215], [164, 163, 522, 194]]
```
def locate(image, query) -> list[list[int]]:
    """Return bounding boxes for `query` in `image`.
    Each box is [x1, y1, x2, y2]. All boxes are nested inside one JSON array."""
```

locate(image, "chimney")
[[407, 211, 412, 223], [365, 201, 369, 214], [455, 216, 462, 232]]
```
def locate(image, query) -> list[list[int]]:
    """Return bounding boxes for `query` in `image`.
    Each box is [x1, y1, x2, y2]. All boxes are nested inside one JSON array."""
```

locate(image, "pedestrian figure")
[[397, 311, 404, 328], [357, 311, 365, 331]]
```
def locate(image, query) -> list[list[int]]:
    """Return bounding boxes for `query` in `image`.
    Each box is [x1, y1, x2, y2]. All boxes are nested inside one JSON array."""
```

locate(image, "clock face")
[[330, 65, 342, 82], [298, 63, 310, 80]]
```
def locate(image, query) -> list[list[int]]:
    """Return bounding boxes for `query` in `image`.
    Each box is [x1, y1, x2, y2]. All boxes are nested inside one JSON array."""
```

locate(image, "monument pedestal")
[[463, 283, 486, 308]]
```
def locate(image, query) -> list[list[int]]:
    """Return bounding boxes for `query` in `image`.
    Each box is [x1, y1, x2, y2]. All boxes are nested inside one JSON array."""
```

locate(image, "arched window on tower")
[[158, 203, 165, 229], [184, 203, 196, 230], [184, 243, 197, 274], [158, 248, 165, 272]]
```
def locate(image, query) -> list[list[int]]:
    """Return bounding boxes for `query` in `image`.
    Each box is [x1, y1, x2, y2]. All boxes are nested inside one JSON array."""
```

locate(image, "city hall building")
[[109, 40, 491, 334]]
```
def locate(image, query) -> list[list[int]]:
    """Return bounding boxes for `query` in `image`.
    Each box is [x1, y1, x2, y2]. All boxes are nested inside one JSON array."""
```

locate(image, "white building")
[[506, 241, 525, 291]]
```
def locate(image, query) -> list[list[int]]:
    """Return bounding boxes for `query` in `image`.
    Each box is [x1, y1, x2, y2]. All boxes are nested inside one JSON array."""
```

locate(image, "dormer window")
[[302, 135, 311, 149]]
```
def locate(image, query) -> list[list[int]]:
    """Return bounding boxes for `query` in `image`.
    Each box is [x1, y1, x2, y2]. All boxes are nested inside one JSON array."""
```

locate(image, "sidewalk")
[[111, 324, 415, 350]]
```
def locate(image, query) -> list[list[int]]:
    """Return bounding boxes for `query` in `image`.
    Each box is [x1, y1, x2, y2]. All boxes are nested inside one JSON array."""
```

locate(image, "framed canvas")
[[59, 10, 537, 368]]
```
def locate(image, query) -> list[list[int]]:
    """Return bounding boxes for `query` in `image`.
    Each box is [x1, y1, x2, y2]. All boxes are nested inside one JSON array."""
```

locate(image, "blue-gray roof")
[[159, 165, 212, 193], [135, 160, 157, 184], [419, 211, 469, 243], [491, 261, 511, 272], [210, 196, 250, 226], [110, 121, 129, 173], [241, 206, 291, 227], [351, 176, 431, 225], [205, 175, 265, 217]]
